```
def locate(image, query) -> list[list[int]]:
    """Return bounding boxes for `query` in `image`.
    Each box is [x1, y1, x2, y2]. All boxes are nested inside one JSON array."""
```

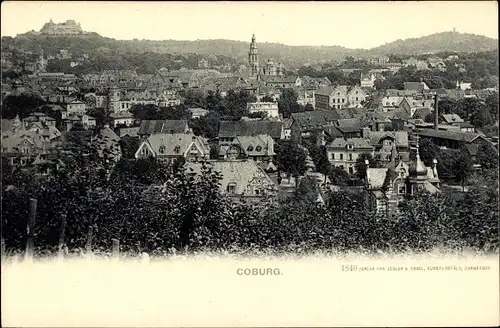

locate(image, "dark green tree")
[[118, 135, 140, 159], [452, 147, 474, 191], [1, 94, 47, 119], [296, 176, 320, 203], [476, 143, 499, 171], [485, 93, 499, 121], [275, 140, 308, 177], [158, 105, 192, 120], [329, 166, 350, 186], [354, 153, 380, 181], [278, 88, 304, 118]]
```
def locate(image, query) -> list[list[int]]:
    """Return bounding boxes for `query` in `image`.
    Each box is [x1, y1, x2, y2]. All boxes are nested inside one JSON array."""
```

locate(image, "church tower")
[[248, 34, 260, 78]]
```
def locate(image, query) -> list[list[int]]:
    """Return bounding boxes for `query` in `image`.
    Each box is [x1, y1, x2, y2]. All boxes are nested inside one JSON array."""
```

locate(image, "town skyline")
[[1, 1, 498, 49]]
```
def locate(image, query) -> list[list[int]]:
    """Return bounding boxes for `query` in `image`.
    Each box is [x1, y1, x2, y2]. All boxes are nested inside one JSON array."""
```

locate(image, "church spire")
[[248, 33, 260, 78]]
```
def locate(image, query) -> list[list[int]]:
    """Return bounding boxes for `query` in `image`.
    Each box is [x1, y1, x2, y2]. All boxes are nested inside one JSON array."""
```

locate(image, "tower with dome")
[[364, 134, 441, 216], [247, 34, 285, 80]]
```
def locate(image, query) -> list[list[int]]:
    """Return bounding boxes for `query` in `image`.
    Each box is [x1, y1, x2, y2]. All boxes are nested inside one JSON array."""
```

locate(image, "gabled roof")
[[335, 118, 358, 127], [441, 114, 464, 124], [412, 107, 432, 119], [141, 133, 209, 157], [364, 131, 409, 148], [416, 129, 485, 143], [315, 86, 336, 96], [291, 110, 341, 130], [233, 134, 275, 157], [185, 160, 276, 195], [367, 168, 389, 189], [336, 125, 362, 134], [328, 137, 373, 149]]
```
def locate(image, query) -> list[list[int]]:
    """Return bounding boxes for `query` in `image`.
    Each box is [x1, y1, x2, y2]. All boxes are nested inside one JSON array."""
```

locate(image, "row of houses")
[[1, 113, 120, 171]]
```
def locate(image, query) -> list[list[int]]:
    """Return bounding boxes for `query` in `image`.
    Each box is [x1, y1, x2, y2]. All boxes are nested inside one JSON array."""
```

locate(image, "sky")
[[1, 1, 498, 49]]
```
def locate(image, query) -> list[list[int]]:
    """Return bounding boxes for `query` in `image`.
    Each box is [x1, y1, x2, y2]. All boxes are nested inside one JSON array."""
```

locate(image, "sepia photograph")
[[1, 1, 499, 327]]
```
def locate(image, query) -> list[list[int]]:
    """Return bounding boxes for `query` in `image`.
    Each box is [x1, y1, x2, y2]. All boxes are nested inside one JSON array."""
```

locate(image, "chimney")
[[434, 94, 439, 131]]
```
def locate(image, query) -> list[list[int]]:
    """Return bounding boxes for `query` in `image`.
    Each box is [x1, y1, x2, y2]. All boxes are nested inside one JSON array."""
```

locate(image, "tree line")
[[2, 138, 498, 256]]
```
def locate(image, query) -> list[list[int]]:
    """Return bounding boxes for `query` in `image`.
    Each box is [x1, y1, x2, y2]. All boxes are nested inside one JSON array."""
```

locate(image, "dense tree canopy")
[[2, 147, 498, 255], [275, 140, 308, 177], [354, 153, 381, 181], [130, 104, 191, 121], [278, 88, 305, 118], [1, 94, 47, 119]]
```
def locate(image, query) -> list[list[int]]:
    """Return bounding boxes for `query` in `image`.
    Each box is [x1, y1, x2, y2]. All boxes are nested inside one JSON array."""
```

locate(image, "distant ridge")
[[3, 29, 498, 67], [365, 31, 498, 56]]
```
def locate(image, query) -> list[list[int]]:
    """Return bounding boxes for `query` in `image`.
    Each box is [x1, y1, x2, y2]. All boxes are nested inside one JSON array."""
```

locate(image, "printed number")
[[341, 265, 358, 272]]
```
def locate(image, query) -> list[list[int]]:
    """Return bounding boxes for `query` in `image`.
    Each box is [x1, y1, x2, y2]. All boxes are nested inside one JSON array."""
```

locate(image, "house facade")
[[110, 111, 135, 128], [365, 145, 440, 216], [65, 100, 87, 117], [246, 102, 280, 118], [347, 85, 367, 107], [315, 85, 366, 110], [326, 137, 374, 174], [185, 159, 277, 199], [135, 132, 210, 163]]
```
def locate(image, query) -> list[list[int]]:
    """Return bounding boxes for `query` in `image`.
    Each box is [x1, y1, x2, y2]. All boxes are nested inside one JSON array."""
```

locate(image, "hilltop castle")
[[248, 34, 284, 80], [40, 19, 86, 35]]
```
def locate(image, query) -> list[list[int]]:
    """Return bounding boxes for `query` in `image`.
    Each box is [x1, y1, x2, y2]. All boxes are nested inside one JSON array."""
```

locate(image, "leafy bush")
[[1, 148, 498, 256]]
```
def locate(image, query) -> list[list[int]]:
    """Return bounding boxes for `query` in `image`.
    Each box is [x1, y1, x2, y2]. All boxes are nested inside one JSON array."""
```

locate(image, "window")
[[255, 189, 260, 195], [356, 97, 358, 101], [340, 154, 344, 160], [174, 145, 181, 154], [247, 145, 254, 151], [398, 184, 406, 194], [331, 153, 335, 160], [255, 146, 262, 151], [227, 183, 237, 194], [349, 154, 353, 161], [23, 148, 29, 154], [348, 167, 354, 174], [2, 147, 7, 152], [158, 145, 165, 154]]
